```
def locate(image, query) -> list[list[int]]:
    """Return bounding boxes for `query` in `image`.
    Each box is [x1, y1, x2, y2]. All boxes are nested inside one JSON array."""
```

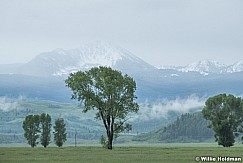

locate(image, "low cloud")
[[132, 95, 206, 121], [0, 96, 25, 112]]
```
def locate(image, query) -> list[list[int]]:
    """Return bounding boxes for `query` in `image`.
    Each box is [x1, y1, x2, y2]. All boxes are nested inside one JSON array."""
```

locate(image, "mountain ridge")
[[12, 41, 156, 77], [0, 41, 242, 76], [157, 59, 243, 75]]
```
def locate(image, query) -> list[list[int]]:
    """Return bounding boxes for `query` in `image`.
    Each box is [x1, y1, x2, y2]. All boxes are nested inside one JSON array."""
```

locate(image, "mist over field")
[[0, 95, 204, 120], [0, 96, 24, 112], [132, 95, 205, 121]]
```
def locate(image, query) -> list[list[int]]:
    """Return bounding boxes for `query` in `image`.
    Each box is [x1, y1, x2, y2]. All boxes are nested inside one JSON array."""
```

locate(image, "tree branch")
[[113, 117, 131, 133], [99, 108, 108, 131]]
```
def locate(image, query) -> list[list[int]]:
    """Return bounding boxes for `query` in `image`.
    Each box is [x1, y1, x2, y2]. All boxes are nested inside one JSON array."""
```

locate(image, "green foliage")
[[22, 114, 40, 147], [202, 94, 243, 147], [133, 112, 214, 143], [40, 113, 52, 148], [65, 66, 139, 149], [100, 135, 108, 148], [53, 118, 67, 147]]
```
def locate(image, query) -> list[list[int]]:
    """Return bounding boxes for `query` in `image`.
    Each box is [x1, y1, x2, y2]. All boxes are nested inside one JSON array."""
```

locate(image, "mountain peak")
[[53, 48, 66, 54], [77, 41, 123, 67], [227, 60, 243, 73], [77, 41, 143, 66], [186, 59, 226, 68], [16, 41, 155, 77], [178, 60, 226, 75], [157, 59, 243, 75], [196, 59, 225, 66]]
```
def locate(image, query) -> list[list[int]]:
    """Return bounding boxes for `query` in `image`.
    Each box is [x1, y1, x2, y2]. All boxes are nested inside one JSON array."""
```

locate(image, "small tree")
[[65, 66, 139, 150], [53, 118, 67, 147], [40, 113, 52, 148], [23, 114, 40, 147], [100, 135, 108, 148], [202, 94, 243, 147]]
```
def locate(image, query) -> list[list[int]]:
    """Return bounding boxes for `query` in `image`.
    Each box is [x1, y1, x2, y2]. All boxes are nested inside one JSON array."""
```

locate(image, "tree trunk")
[[107, 138, 112, 150], [106, 128, 113, 150]]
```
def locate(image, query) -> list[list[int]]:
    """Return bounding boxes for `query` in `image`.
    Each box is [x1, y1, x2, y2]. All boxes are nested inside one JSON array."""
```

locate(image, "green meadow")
[[0, 145, 242, 163]]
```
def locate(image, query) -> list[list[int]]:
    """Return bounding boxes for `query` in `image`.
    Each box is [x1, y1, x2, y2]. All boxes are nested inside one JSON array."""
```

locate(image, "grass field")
[[0, 145, 242, 163]]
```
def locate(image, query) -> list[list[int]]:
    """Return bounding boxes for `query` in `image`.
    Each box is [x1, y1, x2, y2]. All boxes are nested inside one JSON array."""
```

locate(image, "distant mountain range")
[[1, 41, 242, 77], [0, 41, 243, 103], [157, 60, 243, 76]]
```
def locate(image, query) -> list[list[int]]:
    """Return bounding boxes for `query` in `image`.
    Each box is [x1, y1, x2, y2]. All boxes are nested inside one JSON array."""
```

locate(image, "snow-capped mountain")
[[16, 41, 156, 77], [226, 61, 243, 73], [157, 60, 243, 75], [178, 60, 227, 75], [2, 40, 242, 77], [0, 42, 243, 103]]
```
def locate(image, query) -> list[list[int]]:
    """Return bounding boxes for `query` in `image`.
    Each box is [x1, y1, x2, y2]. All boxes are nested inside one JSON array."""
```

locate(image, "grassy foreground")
[[0, 146, 242, 163]]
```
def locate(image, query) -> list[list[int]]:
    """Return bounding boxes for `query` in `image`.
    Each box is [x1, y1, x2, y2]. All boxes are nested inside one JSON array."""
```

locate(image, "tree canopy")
[[202, 94, 243, 147], [53, 118, 67, 147], [65, 66, 139, 149], [40, 113, 52, 148], [23, 114, 40, 147]]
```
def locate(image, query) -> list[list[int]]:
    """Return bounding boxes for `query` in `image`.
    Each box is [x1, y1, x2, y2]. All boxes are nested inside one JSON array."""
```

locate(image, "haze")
[[0, 0, 242, 66]]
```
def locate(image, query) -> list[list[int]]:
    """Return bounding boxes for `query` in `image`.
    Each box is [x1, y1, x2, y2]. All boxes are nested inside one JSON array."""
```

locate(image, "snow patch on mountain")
[[17, 41, 155, 77], [52, 41, 153, 76], [226, 61, 243, 73], [156, 66, 181, 70], [170, 74, 179, 77], [77, 41, 123, 67], [178, 60, 226, 75], [156, 60, 243, 75]]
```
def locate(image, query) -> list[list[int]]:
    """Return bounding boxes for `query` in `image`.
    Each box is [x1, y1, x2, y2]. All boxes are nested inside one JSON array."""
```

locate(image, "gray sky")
[[0, 0, 242, 66]]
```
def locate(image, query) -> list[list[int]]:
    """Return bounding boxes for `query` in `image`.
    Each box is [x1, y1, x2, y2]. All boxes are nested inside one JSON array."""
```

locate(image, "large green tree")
[[65, 66, 139, 149], [23, 114, 40, 147], [40, 113, 52, 148], [53, 118, 67, 147], [202, 94, 243, 147]]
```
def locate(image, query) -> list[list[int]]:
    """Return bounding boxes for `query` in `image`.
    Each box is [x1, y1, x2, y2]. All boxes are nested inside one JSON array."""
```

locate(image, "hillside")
[[0, 100, 104, 144], [132, 112, 214, 143], [0, 100, 181, 145]]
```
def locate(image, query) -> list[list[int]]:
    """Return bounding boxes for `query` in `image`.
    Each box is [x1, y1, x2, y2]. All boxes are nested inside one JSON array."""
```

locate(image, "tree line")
[[23, 113, 67, 148], [132, 112, 214, 143], [161, 112, 214, 142]]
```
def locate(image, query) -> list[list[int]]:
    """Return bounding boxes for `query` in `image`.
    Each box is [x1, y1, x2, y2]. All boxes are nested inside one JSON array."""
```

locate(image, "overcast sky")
[[0, 0, 242, 66]]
